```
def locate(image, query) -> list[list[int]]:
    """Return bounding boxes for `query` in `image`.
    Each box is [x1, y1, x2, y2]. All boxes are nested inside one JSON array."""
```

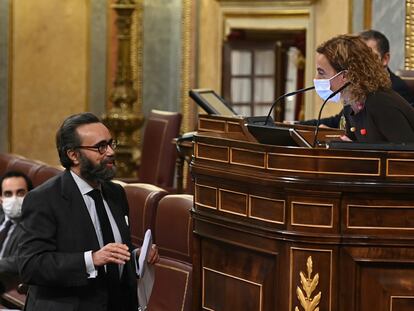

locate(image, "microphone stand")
[[264, 86, 315, 125], [312, 82, 351, 147]]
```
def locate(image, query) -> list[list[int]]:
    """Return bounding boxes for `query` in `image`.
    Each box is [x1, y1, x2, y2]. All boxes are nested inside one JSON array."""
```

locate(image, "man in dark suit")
[[18, 112, 159, 311], [0, 171, 33, 280]]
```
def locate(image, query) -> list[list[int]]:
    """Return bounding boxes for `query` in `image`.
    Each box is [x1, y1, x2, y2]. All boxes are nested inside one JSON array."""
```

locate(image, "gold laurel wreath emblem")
[[295, 256, 321, 311]]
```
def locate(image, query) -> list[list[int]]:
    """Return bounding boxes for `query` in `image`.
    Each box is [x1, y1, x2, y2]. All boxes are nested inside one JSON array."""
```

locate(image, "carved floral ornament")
[[295, 256, 321, 311]]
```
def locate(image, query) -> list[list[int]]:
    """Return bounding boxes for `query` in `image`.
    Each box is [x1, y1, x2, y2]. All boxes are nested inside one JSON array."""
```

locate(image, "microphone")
[[264, 86, 315, 125], [312, 82, 351, 147]]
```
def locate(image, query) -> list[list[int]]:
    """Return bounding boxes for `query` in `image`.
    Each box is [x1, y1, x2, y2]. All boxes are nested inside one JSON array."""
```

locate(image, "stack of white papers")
[[137, 229, 155, 310]]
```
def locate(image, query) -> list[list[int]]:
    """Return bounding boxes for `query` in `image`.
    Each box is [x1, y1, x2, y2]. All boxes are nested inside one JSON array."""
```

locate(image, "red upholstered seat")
[[138, 110, 182, 192], [146, 194, 193, 311], [0, 153, 62, 188], [0, 153, 21, 174], [31, 165, 62, 187], [154, 194, 193, 263], [147, 258, 192, 311], [123, 183, 168, 247]]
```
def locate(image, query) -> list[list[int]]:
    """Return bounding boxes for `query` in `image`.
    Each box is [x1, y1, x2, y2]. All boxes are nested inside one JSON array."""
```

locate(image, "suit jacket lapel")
[[2, 224, 20, 257], [61, 170, 101, 251]]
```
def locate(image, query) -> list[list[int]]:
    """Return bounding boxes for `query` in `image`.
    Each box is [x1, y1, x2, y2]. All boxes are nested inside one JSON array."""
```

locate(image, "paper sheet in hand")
[[137, 229, 155, 310]]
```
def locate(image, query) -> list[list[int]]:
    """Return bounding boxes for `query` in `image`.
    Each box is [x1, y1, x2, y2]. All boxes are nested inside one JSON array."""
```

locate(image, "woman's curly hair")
[[316, 34, 391, 102]]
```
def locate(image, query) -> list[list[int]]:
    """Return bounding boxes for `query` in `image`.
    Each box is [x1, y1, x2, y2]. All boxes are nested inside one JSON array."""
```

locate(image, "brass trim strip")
[[289, 247, 333, 311], [195, 183, 218, 210], [198, 118, 227, 133], [248, 194, 285, 224], [218, 188, 248, 216], [195, 142, 230, 163], [347, 204, 414, 230], [202, 266, 263, 311], [227, 121, 242, 129], [195, 202, 217, 210], [267, 153, 381, 176], [390, 295, 414, 311], [230, 147, 266, 168], [386, 158, 414, 177], [291, 201, 334, 228]]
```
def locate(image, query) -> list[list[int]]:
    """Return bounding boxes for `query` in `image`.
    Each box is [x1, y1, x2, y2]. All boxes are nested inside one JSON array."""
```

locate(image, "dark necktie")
[[0, 220, 13, 251], [87, 189, 121, 309]]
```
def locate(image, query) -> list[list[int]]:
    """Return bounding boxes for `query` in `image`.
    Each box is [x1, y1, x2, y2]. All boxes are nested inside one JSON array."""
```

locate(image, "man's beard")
[[78, 152, 116, 184]]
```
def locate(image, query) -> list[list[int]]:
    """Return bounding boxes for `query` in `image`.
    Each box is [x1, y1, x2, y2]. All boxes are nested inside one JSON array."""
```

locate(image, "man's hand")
[[92, 243, 131, 267], [136, 244, 160, 265], [147, 244, 160, 264]]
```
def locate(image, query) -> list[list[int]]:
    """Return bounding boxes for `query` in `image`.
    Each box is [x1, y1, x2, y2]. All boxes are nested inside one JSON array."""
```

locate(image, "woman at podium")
[[311, 34, 414, 143]]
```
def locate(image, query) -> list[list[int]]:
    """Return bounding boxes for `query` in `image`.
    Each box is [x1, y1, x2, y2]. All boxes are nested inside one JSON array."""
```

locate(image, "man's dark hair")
[[360, 29, 390, 59], [0, 170, 33, 193], [56, 112, 101, 169]]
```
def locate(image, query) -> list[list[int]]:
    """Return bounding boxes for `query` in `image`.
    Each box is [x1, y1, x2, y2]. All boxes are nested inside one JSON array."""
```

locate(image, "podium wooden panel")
[[191, 115, 414, 311]]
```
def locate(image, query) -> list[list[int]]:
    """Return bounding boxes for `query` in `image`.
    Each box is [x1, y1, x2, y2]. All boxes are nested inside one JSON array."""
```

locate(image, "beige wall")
[[11, 0, 89, 166], [197, 0, 352, 120], [310, 0, 351, 119]]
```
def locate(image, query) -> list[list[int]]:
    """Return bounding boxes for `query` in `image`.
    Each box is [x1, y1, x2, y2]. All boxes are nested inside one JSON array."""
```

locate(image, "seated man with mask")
[[0, 171, 33, 287]]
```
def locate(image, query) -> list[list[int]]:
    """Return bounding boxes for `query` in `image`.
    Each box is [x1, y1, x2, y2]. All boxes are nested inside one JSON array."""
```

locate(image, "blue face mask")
[[313, 71, 344, 103]]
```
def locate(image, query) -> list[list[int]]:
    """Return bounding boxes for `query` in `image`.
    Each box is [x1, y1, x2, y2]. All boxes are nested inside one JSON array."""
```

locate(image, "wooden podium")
[[191, 115, 414, 311]]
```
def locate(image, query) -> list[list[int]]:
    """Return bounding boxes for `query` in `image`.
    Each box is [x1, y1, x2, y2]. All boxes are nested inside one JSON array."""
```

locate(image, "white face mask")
[[2, 196, 24, 219], [313, 71, 344, 103]]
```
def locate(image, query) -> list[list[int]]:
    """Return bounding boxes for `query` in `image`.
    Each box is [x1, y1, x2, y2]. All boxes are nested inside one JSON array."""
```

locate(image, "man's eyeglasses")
[[75, 139, 118, 155]]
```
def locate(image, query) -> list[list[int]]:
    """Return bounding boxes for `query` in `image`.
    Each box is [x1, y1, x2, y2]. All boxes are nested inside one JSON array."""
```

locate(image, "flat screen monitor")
[[189, 89, 237, 117], [246, 124, 311, 148]]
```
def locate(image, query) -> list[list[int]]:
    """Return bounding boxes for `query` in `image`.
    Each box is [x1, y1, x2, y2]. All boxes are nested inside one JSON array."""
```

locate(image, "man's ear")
[[381, 52, 390, 67], [67, 149, 80, 165]]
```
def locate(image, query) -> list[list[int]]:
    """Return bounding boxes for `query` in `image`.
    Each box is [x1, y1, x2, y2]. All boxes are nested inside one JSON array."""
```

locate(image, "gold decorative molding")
[[405, 0, 414, 69], [295, 256, 321, 311], [181, 0, 192, 133], [130, 0, 143, 115], [103, 0, 144, 177], [180, 0, 193, 189], [290, 248, 332, 311], [363, 0, 372, 29]]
